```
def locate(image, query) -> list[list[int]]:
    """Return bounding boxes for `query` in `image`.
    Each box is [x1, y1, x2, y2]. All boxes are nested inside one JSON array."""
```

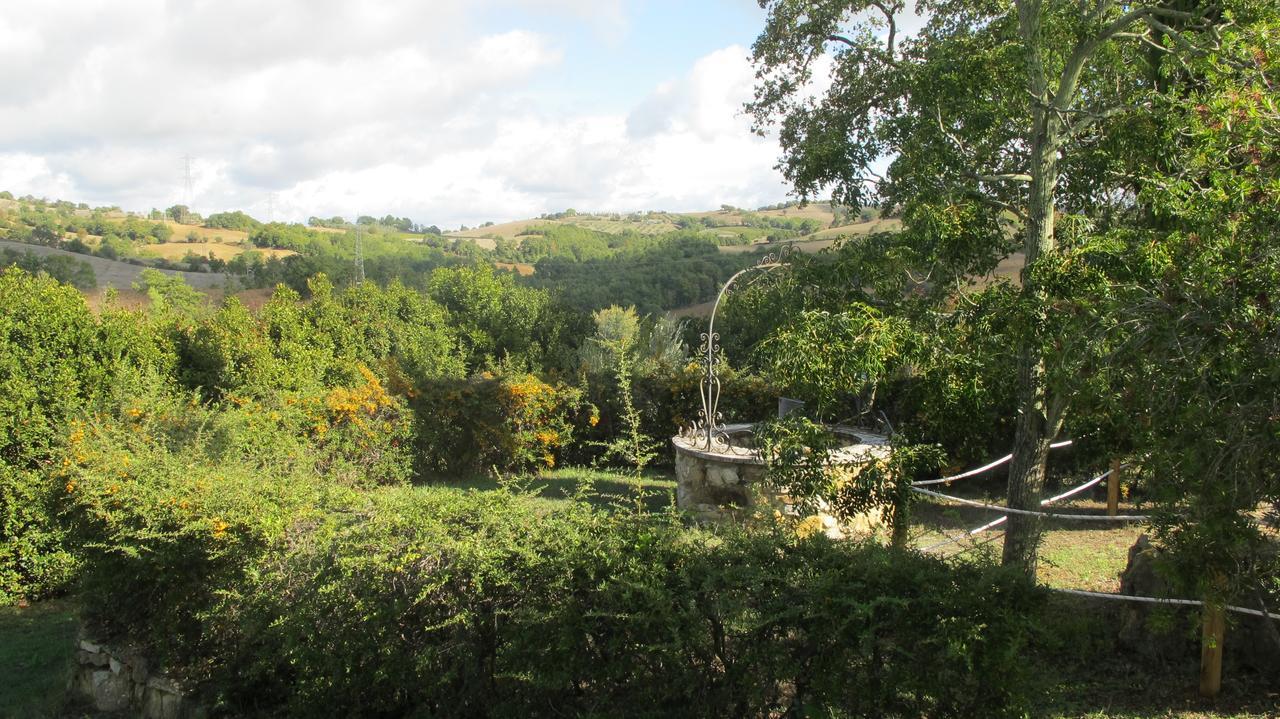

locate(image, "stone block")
[[147, 675, 180, 694], [78, 649, 110, 667], [90, 668, 132, 712], [130, 655, 150, 682], [704, 464, 740, 488]]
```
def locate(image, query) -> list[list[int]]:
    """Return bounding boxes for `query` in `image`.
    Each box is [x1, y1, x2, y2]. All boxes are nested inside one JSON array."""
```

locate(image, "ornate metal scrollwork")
[[688, 246, 794, 450]]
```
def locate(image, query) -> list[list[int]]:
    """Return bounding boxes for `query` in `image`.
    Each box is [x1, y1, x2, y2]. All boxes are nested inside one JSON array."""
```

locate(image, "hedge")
[[64, 398, 1042, 718]]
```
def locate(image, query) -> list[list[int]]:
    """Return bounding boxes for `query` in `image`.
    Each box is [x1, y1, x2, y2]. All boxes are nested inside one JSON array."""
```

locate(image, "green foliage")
[[529, 234, 757, 314], [0, 269, 169, 602], [133, 268, 205, 318], [61, 386, 389, 666], [0, 248, 96, 289], [413, 371, 587, 476], [1081, 20, 1280, 604], [757, 415, 945, 543], [587, 306, 661, 476], [204, 210, 262, 232], [173, 276, 464, 401], [69, 464, 1041, 717], [756, 304, 917, 418], [429, 264, 585, 372]]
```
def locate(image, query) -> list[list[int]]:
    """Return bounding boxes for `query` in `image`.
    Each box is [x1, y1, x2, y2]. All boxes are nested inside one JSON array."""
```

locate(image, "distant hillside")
[[0, 192, 903, 316], [446, 202, 893, 253]]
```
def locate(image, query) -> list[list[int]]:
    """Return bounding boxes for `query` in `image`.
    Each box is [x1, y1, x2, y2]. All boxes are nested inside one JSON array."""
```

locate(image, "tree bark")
[[1003, 3, 1062, 579], [1001, 347, 1054, 575]]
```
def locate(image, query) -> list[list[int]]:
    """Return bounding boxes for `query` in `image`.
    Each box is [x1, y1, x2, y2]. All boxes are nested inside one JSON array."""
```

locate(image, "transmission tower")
[[181, 154, 194, 209], [267, 192, 278, 223]]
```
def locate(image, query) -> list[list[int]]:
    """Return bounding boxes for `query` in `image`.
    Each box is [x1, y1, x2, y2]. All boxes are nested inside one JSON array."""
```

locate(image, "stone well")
[[671, 423, 890, 538]]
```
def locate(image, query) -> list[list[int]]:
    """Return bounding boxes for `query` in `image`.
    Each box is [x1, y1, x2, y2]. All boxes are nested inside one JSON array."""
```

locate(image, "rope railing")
[[911, 485, 1150, 521], [1052, 588, 1280, 622], [921, 467, 1117, 551], [912, 439, 1074, 487]]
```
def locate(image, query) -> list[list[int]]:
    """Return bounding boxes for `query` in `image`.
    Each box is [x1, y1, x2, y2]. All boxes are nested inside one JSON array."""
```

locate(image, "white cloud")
[[0, 2, 792, 227]]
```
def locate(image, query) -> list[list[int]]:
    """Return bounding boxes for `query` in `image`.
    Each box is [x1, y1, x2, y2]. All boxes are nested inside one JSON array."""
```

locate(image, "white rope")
[[911, 485, 1150, 521], [921, 469, 1115, 551], [1053, 588, 1280, 622], [912, 439, 1073, 487]]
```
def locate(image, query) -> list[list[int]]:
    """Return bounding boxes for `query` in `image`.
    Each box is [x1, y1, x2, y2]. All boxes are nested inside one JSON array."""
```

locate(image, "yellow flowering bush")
[[414, 372, 587, 475]]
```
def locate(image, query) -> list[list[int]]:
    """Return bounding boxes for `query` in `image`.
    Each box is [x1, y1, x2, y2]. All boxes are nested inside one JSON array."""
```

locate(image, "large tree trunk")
[[1001, 33, 1062, 578], [1001, 348, 1054, 575]]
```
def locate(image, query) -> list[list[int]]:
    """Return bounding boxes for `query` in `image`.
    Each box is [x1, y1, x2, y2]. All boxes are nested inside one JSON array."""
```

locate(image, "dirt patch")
[[141, 242, 294, 262], [494, 261, 535, 276], [160, 221, 249, 244]]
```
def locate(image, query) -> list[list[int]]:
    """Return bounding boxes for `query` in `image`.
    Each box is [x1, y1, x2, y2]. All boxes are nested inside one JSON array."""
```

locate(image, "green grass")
[[907, 478, 1146, 592], [0, 599, 78, 718], [907, 477, 1279, 717], [420, 466, 679, 514], [1033, 596, 1280, 718]]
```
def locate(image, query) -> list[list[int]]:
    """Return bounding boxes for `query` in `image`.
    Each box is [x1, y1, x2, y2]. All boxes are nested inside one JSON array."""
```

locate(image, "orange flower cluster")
[[312, 365, 395, 437]]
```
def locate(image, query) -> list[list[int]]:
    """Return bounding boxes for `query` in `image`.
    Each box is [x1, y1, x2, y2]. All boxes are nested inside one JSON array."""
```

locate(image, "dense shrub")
[[174, 277, 464, 401], [67, 464, 1042, 717], [61, 380, 412, 661], [414, 372, 587, 476], [0, 248, 96, 289], [0, 269, 168, 602]]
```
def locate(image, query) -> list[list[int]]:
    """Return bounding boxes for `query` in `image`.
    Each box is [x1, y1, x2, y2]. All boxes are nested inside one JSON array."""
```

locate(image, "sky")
[[0, 0, 804, 229]]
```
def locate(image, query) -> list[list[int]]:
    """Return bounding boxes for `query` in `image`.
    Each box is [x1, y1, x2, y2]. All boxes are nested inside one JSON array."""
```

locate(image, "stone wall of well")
[[72, 632, 203, 719], [673, 440, 886, 539]]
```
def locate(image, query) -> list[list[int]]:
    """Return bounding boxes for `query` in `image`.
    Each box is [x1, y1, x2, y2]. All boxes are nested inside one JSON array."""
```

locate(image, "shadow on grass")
[[420, 466, 679, 514], [0, 598, 78, 719], [1033, 594, 1280, 719]]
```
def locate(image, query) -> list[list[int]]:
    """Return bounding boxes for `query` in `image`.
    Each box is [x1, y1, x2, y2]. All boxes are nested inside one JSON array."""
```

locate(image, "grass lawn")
[[421, 466, 678, 514], [0, 599, 78, 718], [1034, 596, 1280, 719], [907, 473, 1279, 717]]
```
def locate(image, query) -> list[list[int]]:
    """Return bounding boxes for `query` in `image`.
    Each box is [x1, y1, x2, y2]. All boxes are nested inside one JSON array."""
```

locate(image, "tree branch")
[[1054, 5, 1206, 112], [1062, 104, 1141, 139], [869, 1, 899, 60], [978, 173, 1034, 183]]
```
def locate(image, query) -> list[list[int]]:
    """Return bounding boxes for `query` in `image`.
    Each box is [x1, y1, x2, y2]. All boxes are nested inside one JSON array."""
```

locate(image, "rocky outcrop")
[[1116, 534, 1280, 669], [71, 634, 204, 719]]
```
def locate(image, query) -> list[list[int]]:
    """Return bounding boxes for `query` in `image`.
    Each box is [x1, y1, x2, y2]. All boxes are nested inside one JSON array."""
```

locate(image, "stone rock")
[[143, 686, 184, 719], [109, 656, 123, 674], [78, 649, 110, 667], [90, 668, 132, 712], [73, 666, 96, 699], [130, 655, 150, 682], [1116, 534, 1190, 660], [1116, 534, 1280, 668], [79, 639, 102, 654], [704, 465, 740, 488], [147, 675, 180, 694]]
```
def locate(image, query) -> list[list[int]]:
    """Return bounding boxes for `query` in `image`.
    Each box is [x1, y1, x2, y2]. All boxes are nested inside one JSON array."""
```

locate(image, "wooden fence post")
[[1107, 458, 1122, 517], [1199, 600, 1226, 698]]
